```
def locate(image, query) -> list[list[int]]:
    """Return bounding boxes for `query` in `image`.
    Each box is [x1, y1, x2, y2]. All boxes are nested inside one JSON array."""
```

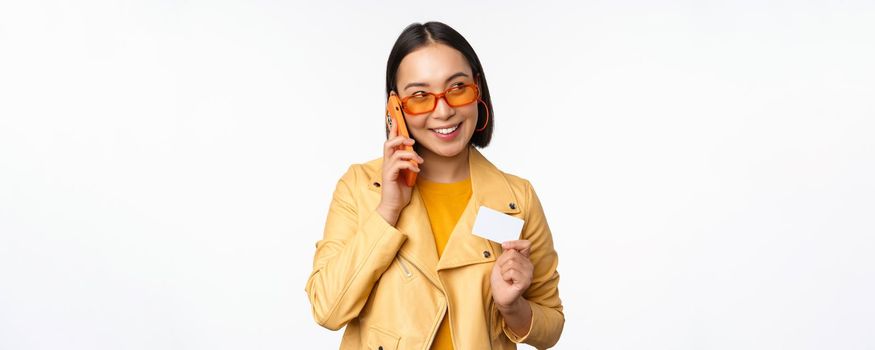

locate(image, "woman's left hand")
[[490, 240, 534, 309]]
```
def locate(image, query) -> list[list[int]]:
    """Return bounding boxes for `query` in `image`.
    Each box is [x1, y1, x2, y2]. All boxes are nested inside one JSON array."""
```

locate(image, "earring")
[[475, 99, 490, 132]]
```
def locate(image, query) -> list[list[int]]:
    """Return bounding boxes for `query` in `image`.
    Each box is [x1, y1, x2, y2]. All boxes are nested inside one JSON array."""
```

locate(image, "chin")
[[428, 138, 471, 158], [432, 145, 465, 157]]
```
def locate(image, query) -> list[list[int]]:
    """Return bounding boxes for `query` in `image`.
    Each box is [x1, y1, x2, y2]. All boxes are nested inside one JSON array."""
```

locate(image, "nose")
[[431, 96, 455, 120]]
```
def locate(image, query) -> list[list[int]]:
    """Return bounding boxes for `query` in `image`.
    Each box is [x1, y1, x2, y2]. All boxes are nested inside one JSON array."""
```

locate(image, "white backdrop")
[[1, 1, 874, 349]]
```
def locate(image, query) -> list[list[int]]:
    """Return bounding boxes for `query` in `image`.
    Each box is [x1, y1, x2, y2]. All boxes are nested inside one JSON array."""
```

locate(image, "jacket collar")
[[367, 147, 521, 290]]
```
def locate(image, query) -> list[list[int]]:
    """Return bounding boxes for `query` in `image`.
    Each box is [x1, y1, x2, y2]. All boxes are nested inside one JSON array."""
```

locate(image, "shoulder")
[[485, 163, 552, 237], [503, 170, 542, 215], [474, 149, 534, 194], [500, 169, 535, 196], [337, 156, 383, 184], [472, 148, 540, 214]]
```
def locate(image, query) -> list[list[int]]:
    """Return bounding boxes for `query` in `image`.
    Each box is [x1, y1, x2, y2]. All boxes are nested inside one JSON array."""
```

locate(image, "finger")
[[387, 161, 420, 178], [500, 248, 523, 261], [501, 268, 524, 284], [391, 150, 424, 164], [384, 136, 410, 158], [502, 268, 532, 290], [500, 255, 533, 276], [501, 240, 531, 251], [499, 254, 522, 271], [501, 255, 531, 271], [496, 249, 521, 269], [502, 263, 533, 279], [399, 160, 421, 173], [384, 138, 416, 161], [493, 251, 511, 267], [384, 136, 403, 157], [501, 240, 532, 258], [500, 266, 516, 283]]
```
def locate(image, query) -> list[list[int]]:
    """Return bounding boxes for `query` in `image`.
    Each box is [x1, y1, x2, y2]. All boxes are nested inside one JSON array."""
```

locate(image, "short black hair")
[[385, 21, 494, 148]]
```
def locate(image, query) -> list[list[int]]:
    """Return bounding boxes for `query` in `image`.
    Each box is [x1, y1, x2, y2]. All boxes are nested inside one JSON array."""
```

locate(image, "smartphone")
[[386, 92, 417, 187]]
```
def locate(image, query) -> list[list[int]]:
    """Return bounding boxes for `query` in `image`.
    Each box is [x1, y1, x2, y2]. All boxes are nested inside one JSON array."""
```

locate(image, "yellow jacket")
[[306, 147, 564, 349]]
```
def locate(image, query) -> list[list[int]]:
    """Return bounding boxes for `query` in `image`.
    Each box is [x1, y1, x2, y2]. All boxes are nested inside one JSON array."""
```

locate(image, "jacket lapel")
[[366, 147, 522, 288], [436, 147, 521, 271], [395, 187, 443, 288]]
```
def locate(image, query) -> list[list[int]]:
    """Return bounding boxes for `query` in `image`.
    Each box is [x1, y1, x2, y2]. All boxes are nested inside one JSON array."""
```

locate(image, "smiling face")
[[394, 43, 479, 159]]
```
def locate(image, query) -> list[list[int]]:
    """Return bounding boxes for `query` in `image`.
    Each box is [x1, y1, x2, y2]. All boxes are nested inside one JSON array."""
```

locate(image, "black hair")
[[385, 21, 493, 148]]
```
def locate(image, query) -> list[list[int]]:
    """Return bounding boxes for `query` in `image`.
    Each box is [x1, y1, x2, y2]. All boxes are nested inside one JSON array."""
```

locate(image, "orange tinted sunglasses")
[[400, 83, 480, 115]]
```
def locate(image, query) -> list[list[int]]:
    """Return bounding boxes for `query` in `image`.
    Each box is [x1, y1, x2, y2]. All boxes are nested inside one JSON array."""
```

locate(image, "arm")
[[500, 180, 564, 349], [304, 166, 407, 330], [497, 294, 533, 338]]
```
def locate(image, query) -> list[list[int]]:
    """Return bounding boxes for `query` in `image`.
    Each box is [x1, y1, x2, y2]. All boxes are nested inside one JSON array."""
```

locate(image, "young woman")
[[306, 22, 564, 349]]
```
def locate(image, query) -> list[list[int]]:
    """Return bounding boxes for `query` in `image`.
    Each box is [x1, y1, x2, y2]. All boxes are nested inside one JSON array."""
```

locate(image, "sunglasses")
[[399, 83, 480, 115]]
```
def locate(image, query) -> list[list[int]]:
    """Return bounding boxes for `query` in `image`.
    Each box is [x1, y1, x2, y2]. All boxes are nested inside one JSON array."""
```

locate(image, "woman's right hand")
[[376, 121, 423, 226]]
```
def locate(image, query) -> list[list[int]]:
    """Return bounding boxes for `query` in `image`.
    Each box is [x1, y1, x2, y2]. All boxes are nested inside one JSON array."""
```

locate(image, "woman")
[[306, 22, 564, 349]]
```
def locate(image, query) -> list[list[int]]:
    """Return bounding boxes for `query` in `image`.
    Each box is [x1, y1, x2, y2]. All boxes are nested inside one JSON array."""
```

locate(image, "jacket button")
[[509, 202, 516, 210], [373, 182, 381, 188], [483, 250, 491, 258]]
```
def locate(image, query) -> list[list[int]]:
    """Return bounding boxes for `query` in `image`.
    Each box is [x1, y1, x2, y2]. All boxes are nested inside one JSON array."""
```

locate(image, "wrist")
[[496, 296, 528, 316], [376, 203, 401, 226]]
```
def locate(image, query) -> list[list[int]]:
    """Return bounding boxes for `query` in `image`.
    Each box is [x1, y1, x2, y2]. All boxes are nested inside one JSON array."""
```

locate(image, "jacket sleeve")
[[305, 165, 407, 330], [500, 180, 565, 349]]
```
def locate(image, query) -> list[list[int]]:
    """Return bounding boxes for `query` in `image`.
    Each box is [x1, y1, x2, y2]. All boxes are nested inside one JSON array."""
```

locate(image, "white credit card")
[[471, 205, 524, 244]]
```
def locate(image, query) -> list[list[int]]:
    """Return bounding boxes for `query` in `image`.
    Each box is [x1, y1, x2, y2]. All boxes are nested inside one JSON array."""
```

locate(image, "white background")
[[2, 1, 874, 349]]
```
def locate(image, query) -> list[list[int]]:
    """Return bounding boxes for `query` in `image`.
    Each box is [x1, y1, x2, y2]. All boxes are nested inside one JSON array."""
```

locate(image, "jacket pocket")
[[366, 326, 400, 350], [395, 256, 415, 281]]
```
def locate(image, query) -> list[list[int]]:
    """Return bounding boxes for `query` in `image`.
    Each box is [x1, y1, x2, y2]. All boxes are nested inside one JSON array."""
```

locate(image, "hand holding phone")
[[385, 92, 418, 187], [376, 92, 423, 225]]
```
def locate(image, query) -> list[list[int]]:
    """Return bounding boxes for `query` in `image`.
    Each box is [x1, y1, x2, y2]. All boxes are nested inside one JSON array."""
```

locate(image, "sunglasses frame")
[[399, 83, 481, 115]]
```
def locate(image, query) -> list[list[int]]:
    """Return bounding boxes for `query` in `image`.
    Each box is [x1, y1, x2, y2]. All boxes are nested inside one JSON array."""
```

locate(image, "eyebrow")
[[403, 72, 470, 91]]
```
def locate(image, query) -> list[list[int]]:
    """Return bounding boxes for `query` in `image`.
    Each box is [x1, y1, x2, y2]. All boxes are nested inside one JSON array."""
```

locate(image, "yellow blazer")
[[306, 147, 564, 349]]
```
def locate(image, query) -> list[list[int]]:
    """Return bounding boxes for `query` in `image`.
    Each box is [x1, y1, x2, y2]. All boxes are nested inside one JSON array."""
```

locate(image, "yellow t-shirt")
[[417, 176, 472, 350]]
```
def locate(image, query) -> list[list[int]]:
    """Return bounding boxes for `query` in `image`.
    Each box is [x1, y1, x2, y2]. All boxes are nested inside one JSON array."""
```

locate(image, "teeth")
[[433, 124, 459, 135]]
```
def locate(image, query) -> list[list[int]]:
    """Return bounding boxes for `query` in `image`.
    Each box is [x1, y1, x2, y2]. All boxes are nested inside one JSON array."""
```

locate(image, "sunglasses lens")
[[445, 85, 478, 106], [402, 85, 479, 114], [404, 94, 436, 114]]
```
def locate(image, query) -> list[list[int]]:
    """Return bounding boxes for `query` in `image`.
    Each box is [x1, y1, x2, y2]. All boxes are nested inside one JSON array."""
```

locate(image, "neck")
[[417, 146, 471, 183]]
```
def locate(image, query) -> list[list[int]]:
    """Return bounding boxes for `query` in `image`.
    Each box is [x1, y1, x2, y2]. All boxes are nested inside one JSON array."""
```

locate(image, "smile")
[[431, 122, 461, 135]]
